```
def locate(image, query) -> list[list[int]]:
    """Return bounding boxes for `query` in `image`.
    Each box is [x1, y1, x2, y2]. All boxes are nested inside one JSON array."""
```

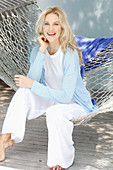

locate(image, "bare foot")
[[0, 136, 14, 162], [4, 140, 14, 150], [49, 155, 75, 170], [0, 145, 5, 162], [50, 165, 65, 170]]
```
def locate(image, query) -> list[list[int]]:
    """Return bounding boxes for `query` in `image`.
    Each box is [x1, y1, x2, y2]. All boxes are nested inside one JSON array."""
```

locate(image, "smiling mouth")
[[47, 33, 56, 36]]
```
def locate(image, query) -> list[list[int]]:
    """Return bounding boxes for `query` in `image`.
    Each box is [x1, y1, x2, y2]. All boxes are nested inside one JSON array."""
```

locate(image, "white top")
[[44, 46, 64, 90]]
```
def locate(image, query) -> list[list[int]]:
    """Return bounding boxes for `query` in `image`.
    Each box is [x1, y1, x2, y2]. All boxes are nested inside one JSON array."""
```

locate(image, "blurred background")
[[36, 0, 113, 38]]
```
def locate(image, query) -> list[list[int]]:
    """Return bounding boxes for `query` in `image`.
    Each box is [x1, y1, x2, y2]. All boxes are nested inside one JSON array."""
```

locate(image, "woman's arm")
[[27, 51, 46, 82], [14, 35, 49, 88], [14, 46, 46, 87], [31, 50, 80, 104]]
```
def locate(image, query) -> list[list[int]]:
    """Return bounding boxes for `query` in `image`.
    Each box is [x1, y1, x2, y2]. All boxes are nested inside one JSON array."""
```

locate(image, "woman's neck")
[[47, 41, 61, 55]]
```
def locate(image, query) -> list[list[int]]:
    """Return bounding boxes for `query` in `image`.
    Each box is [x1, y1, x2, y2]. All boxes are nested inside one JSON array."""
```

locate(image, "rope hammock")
[[0, 0, 113, 126]]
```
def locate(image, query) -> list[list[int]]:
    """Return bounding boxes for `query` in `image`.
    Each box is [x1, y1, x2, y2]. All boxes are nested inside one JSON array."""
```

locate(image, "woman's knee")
[[46, 104, 62, 117], [46, 104, 64, 127], [16, 87, 32, 100], [17, 87, 30, 93]]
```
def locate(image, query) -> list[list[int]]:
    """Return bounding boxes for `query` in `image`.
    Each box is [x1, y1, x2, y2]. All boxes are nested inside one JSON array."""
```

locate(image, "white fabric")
[[1, 46, 88, 168], [46, 103, 87, 168], [2, 87, 56, 143], [44, 46, 64, 89], [2, 87, 87, 169]]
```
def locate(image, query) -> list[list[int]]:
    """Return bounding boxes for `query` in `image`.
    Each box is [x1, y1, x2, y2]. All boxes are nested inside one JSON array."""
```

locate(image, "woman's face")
[[43, 13, 62, 44]]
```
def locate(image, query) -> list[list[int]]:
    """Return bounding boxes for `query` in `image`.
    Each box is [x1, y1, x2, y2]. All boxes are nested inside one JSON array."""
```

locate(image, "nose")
[[49, 24, 54, 32]]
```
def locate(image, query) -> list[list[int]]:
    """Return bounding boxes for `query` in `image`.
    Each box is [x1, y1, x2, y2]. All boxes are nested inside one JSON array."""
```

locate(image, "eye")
[[44, 22, 49, 25], [54, 23, 59, 25]]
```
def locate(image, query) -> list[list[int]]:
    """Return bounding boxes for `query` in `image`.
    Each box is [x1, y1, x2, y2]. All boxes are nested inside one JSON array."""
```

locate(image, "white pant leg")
[[46, 102, 88, 169], [2, 87, 55, 143]]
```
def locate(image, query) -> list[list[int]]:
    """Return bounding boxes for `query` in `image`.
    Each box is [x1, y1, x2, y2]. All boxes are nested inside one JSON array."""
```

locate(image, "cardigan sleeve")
[[27, 46, 46, 82], [31, 49, 80, 104]]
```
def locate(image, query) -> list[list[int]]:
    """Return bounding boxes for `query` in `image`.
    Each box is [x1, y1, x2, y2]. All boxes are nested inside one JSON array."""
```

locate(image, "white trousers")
[[2, 87, 87, 169]]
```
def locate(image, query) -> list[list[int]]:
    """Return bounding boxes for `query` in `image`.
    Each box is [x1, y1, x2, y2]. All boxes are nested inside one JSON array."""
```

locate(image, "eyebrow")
[[44, 21, 60, 23]]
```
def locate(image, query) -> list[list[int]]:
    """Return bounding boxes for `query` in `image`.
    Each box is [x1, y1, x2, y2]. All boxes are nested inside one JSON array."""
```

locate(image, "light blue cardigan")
[[27, 44, 97, 114]]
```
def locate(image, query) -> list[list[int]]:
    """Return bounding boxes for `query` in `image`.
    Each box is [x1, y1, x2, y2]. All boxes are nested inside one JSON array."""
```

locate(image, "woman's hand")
[[37, 34, 49, 53], [14, 75, 33, 88]]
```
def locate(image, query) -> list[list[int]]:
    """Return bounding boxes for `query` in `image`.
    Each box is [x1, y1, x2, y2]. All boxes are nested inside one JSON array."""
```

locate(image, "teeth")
[[48, 33, 55, 35]]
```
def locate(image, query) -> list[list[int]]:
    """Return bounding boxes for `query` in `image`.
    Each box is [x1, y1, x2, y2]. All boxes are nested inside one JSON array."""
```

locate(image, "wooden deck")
[[0, 80, 113, 170]]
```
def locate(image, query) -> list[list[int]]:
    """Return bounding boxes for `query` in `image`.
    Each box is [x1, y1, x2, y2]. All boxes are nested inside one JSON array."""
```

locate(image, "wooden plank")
[[0, 80, 113, 170], [0, 166, 19, 170]]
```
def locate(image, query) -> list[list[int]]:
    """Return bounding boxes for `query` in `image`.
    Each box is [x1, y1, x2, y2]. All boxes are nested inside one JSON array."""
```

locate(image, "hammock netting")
[[0, 0, 113, 126]]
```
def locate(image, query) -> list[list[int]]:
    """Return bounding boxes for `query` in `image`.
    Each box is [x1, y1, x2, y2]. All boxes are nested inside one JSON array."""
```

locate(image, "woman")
[[0, 7, 97, 170]]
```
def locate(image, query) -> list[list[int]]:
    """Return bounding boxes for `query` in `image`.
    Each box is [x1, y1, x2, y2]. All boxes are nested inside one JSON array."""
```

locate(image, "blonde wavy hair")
[[35, 6, 83, 64]]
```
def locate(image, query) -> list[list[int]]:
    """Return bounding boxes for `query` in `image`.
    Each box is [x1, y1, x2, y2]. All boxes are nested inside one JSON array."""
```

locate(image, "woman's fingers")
[[40, 35, 47, 42], [37, 34, 49, 53], [14, 75, 22, 86], [38, 34, 49, 45], [14, 75, 21, 81], [14, 74, 20, 81], [14, 74, 20, 78], [14, 75, 19, 84], [14, 75, 33, 88]]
